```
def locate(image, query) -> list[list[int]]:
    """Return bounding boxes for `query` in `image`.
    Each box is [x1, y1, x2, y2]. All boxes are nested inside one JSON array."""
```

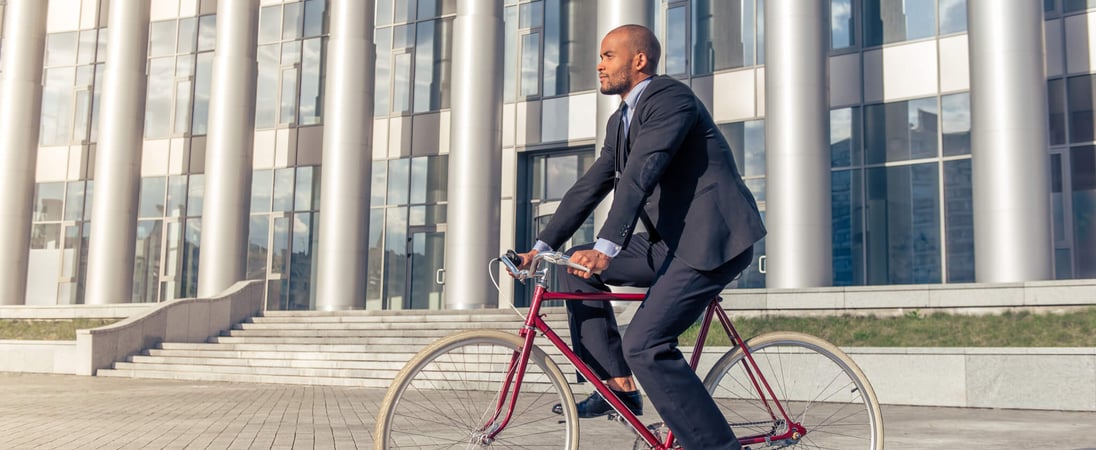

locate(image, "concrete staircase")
[[96, 308, 576, 387]]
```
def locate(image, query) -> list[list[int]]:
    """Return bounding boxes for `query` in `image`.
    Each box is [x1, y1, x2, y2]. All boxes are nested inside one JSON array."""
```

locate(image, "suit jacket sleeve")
[[534, 114, 620, 250], [597, 80, 697, 247]]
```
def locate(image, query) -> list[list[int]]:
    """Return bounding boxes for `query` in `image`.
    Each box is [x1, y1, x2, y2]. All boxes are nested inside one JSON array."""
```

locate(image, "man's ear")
[[634, 52, 648, 72]]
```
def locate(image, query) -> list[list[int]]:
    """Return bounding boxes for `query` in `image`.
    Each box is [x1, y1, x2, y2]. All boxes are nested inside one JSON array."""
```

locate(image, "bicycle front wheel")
[[374, 329, 579, 449], [703, 332, 884, 449]]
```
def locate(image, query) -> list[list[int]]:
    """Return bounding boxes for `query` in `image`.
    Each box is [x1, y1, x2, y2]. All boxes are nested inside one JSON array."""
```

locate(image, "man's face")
[[597, 31, 638, 96]]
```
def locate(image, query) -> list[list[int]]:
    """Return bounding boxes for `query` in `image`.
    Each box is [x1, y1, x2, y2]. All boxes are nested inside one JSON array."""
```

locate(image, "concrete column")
[[197, 0, 260, 297], [445, 0, 504, 309], [0, 1, 47, 306], [763, 0, 831, 288], [967, 1, 1052, 282], [85, 0, 150, 305], [592, 0, 653, 232], [314, 0, 375, 311]]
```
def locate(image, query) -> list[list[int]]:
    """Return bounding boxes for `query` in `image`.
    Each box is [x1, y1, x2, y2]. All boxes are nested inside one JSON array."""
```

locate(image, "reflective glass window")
[[384, 206, 408, 307], [46, 32, 77, 66], [545, 154, 579, 200], [388, 158, 410, 205], [941, 93, 970, 156], [693, 0, 756, 74], [34, 183, 65, 222], [372, 161, 388, 207], [187, 174, 205, 217], [247, 216, 270, 279], [138, 177, 166, 218], [64, 182, 86, 221], [367, 209, 385, 305], [197, 15, 217, 51], [1050, 79, 1068, 146], [520, 32, 541, 97], [40, 67, 75, 146], [864, 97, 939, 164], [1069, 74, 1095, 143], [831, 169, 864, 285], [863, 0, 936, 46], [251, 170, 274, 213], [865, 163, 941, 284], [939, 0, 967, 34], [1064, 0, 1096, 12], [375, 28, 393, 114], [145, 57, 173, 138], [256, 44, 279, 128], [133, 220, 163, 302], [282, 2, 303, 41], [166, 176, 188, 217], [395, 0, 417, 23], [393, 53, 412, 113], [832, 0, 855, 49], [177, 17, 197, 54], [830, 107, 861, 167], [295, 166, 319, 211], [299, 38, 323, 125], [944, 159, 974, 282], [149, 20, 177, 57], [541, 0, 596, 96], [273, 168, 295, 212], [192, 52, 214, 135], [1071, 146, 1096, 277], [665, 6, 687, 75], [303, 0, 326, 37], [259, 5, 282, 45]]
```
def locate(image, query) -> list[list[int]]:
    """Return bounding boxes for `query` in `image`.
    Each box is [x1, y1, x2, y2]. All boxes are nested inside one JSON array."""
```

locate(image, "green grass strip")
[[0, 319, 120, 341], [680, 307, 1096, 347]]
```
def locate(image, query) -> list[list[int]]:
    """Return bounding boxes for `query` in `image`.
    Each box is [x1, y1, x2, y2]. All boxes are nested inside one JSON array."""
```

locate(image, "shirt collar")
[[623, 76, 654, 112]]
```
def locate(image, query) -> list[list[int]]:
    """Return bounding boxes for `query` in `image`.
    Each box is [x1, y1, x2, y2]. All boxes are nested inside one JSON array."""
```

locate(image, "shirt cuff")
[[533, 240, 553, 253], [593, 238, 622, 258]]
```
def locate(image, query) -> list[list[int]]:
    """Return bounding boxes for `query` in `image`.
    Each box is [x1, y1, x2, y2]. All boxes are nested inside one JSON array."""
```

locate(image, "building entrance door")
[[404, 225, 445, 309]]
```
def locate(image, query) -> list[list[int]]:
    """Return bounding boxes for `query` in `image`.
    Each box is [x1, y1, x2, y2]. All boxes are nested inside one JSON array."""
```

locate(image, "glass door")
[[405, 225, 445, 309]]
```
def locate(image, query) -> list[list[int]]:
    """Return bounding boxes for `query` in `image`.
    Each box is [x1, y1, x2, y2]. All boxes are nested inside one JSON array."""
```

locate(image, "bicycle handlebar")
[[498, 250, 591, 282]]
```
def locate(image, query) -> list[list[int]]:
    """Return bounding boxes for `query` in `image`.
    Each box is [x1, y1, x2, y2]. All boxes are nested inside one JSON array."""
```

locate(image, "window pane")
[[31, 223, 62, 249], [247, 215, 269, 279], [77, 29, 97, 65], [388, 158, 410, 205], [259, 5, 282, 45], [133, 220, 163, 302], [941, 93, 970, 156], [299, 38, 323, 125], [177, 17, 197, 54], [666, 6, 687, 74], [519, 1, 543, 28], [693, 0, 755, 74], [251, 170, 273, 213], [273, 167, 295, 212], [148, 20, 177, 58], [504, 6, 518, 102], [173, 79, 192, 136], [145, 57, 173, 138], [187, 174, 204, 217], [34, 183, 65, 222], [282, 2, 302, 40], [543, 0, 560, 97], [1064, 0, 1096, 12], [394, 0, 417, 23], [192, 52, 214, 135], [944, 159, 974, 282], [377, 0, 394, 26], [63, 181, 86, 221], [197, 15, 216, 51], [384, 206, 408, 308], [832, 0, 855, 49], [1069, 74, 1095, 143], [40, 67, 75, 146], [288, 212, 316, 309], [939, 0, 967, 34], [830, 107, 860, 167], [831, 169, 863, 285], [46, 32, 77, 66], [375, 28, 392, 115], [367, 209, 385, 306], [414, 20, 436, 112], [909, 97, 938, 159], [545, 154, 578, 200], [271, 216, 290, 275], [304, 0, 326, 37], [295, 166, 317, 211], [1051, 153, 1066, 243], [166, 176, 188, 217], [410, 157, 429, 204], [520, 32, 540, 97], [1071, 145, 1096, 277], [280, 66, 298, 124], [1049, 79, 1067, 146], [372, 161, 388, 207], [256, 44, 279, 128], [393, 53, 412, 113], [865, 163, 941, 284], [864, 0, 936, 46], [139, 177, 167, 218]]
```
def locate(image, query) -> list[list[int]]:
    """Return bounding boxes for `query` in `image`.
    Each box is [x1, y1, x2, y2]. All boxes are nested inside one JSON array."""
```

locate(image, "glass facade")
[[8, 0, 1095, 309]]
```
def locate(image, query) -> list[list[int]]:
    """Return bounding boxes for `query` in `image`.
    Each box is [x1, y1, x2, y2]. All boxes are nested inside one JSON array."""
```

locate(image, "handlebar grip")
[[504, 250, 523, 267]]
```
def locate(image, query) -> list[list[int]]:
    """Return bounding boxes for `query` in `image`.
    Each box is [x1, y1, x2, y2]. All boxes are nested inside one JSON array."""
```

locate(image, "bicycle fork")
[[475, 326, 540, 445]]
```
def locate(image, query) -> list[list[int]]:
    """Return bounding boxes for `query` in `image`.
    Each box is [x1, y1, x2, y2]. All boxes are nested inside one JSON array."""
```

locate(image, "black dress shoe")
[[552, 389, 643, 418]]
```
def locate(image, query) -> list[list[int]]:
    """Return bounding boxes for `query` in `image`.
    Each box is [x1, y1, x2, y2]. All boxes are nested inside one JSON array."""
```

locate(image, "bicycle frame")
[[483, 281, 807, 449]]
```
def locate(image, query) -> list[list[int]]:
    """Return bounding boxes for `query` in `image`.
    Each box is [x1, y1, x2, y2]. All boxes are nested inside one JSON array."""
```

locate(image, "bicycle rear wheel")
[[375, 329, 579, 449], [702, 332, 884, 449]]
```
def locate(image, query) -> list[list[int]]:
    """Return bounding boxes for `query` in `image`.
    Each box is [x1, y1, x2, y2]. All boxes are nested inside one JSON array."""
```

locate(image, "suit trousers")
[[560, 234, 753, 450]]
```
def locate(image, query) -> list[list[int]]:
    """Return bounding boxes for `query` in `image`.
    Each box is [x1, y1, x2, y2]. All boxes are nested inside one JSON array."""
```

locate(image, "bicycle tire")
[[702, 332, 884, 449], [375, 329, 580, 449]]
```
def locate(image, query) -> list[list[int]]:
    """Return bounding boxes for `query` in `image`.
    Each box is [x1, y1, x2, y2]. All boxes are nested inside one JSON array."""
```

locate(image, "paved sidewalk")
[[1, 373, 1093, 449]]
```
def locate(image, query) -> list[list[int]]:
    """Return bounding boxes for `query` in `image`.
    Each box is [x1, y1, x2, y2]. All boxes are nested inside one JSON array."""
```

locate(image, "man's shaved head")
[[608, 25, 661, 75]]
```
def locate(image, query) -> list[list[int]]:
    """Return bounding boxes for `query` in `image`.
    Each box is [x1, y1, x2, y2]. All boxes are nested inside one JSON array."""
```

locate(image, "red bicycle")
[[375, 251, 883, 449]]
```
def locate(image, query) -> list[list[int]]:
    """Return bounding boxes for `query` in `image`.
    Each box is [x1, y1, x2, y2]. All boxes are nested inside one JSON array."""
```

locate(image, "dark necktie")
[[615, 101, 660, 242]]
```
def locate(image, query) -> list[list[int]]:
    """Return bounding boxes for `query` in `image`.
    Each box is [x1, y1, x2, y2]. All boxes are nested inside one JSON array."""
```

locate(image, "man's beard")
[[600, 75, 628, 95]]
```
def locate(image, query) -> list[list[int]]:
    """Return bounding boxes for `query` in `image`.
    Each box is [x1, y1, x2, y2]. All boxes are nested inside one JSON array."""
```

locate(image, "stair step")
[[111, 361, 401, 379], [96, 368, 392, 387]]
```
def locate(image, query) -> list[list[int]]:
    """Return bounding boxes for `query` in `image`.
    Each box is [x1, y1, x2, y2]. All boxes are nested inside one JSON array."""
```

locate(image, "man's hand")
[[568, 249, 612, 279], [505, 249, 538, 278]]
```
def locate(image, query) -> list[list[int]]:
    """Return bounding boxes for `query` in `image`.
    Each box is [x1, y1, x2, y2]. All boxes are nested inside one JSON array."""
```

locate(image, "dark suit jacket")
[[538, 75, 766, 271]]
